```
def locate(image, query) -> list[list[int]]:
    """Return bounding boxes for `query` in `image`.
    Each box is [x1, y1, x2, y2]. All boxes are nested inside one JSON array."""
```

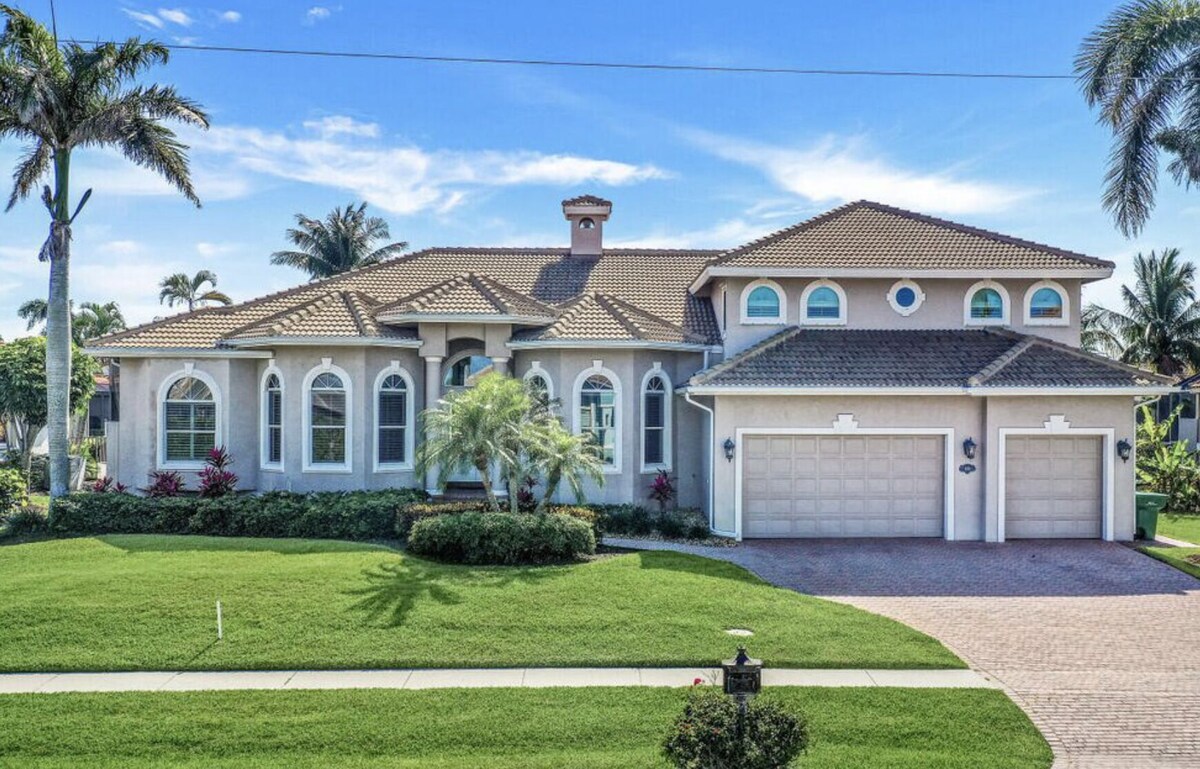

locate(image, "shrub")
[[26, 455, 49, 492], [0, 467, 28, 516], [146, 470, 185, 497], [0, 506, 48, 539], [197, 447, 238, 498], [91, 476, 129, 493], [547, 504, 602, 540], [663, 687, 809, 769], [648, 469, 677, 513], [396, 500, 488, 537], [597, 504, 655, 536], [407, 511, 595, 564]]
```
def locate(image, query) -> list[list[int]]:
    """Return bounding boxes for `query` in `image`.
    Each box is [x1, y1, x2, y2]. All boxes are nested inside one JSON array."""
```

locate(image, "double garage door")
[[741, 432, 1103, 539]]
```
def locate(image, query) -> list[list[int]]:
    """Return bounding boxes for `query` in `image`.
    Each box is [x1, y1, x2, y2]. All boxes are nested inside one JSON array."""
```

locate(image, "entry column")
[[423, 356, 442, 495]]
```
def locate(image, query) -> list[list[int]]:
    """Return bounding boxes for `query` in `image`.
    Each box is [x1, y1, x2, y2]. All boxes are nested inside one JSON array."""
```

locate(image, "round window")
[[895, 287, 916, 308], [888, 280, 924, 316]]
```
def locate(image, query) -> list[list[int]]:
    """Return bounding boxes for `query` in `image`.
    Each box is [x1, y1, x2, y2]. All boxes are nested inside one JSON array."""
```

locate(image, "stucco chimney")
[[562, 195, 612, 256]]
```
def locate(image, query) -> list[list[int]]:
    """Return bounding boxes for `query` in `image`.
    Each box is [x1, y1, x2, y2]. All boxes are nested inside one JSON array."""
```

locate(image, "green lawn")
[[1158, 512, 1200, 544], [1140, 544, 1200, 580], [27, 492, 50, 510], [0, 535, 960, 671], [0, 687, 1051, 769]]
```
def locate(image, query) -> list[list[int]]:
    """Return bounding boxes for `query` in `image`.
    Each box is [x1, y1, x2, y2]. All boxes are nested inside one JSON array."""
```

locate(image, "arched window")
[[970, 288, 1004, 319], [801, 280, 846, 324], [1024, 281, 1069, 325], [806, 287, 839, 318], [746, 286, 781, 319], [578, 374, 617, 466], [376, 371, 411, 469], [262, 371, 283, 468], [1029, 288, 1063, 318], [642, 370, 671, 471], [305, 369, 350, 470], [161, 375, 217, 465]]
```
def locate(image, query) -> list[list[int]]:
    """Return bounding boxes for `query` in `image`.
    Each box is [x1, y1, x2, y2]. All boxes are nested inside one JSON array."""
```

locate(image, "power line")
[[65, 38, 1078, 81]]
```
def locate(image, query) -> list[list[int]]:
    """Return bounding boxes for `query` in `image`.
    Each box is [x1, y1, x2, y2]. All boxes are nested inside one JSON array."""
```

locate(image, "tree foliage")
[[17, 299, 125, 343], [1136, 402, 1200, 512], [0, 336, 96, 474], [158, 270, 231, 312], [271, 202, 407, 280]]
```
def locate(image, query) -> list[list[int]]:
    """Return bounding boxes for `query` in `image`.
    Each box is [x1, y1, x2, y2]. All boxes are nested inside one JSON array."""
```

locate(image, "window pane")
[[746, 286, 780, 318], [807, 286, 840, 318], [971, 288, 1003, 319], [269, 426, 282, 464], [165, 403, 192, 430], [378, 427, 406, 463], [193, 403, 216, 431], [311, 427, 345, 463], [645, 428, 663, 465], [645, 391, 664, 428], [194, 431, 215, 455], [1030, 288, 1063, 319], [379, 391, 407, 427], [312, 392, 346, 426], [312, 373, 343, 390], [268, 391, 282, 427], [165, 431, 193, 461]]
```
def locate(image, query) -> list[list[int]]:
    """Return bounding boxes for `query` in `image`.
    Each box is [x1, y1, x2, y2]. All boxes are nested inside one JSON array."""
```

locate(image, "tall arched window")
[[262, 371, 283, 469], [642, 369, 671, 471], [578, 374, 617, 466], [375, 369, 412, 470], [304, 367, 351, 471], [161, 375, 217, 465]]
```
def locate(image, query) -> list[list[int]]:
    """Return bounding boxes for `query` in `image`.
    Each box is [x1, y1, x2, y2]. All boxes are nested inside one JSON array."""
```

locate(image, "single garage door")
[[742, 434, 945, 538], [1005, 436, 1102, 538]]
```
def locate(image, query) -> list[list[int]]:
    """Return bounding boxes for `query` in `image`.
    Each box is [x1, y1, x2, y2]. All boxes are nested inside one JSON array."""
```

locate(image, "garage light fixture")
[[723, 437, 736, 462], [1117, 439, 1132, 462], [962, 437, 977, 460]]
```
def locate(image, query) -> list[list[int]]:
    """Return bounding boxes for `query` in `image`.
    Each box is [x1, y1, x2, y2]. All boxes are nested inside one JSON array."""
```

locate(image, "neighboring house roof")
[[88, 248, 721, 351], [375, 272, 558, 323], [687, 328, 1173, 392], [511, 293, 709, 347], [690, 200, 1114, 292]]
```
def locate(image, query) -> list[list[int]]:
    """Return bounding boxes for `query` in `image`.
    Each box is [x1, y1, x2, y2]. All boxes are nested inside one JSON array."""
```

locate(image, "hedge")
[[407, 511, 596, 564], [48, 488, 427, 541], [397, 500, 601, 540]]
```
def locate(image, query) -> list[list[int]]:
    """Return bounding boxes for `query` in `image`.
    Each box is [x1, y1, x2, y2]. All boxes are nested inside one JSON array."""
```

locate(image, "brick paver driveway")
[[620, 538, 1200, 768]]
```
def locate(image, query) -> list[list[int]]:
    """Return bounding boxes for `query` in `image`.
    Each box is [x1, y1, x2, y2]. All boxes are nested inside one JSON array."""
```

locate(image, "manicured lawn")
[[0, 687, 1051, 769], [0, 535, 960, 671], [1157, 512, 1200, 544], [1140, 544, 1200, 580]]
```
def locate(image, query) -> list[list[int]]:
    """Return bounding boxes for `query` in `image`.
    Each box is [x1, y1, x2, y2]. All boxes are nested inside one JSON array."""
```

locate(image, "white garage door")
[[1005, 436, 1102, 539], [741, 434, 945, 538]]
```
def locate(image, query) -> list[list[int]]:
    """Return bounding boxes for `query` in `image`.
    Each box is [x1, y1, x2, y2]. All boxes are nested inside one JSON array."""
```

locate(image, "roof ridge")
[[969, 333, 1035, 386], [997, 328, 1174, 384], [339, 290, 369, 337], [598, 293, 703, 341], [689, 326, 801, 385], [223, 290, 336, 339], [708, 201, 863, 265], [593, 294, 646, 340]]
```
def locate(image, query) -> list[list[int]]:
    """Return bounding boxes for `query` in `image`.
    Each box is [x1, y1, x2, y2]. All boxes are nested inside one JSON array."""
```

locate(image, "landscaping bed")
[[0, 687, 1051, 769], [0, 535, 961, 671]]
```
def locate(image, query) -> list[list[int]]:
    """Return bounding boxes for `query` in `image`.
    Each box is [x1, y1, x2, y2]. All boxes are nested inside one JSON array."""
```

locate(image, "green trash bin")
[[1135, 492, 1169, 540]]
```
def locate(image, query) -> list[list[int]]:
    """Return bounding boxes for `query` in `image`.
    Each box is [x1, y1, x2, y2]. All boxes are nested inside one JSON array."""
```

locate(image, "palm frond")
[[5, 137, 48, 210]]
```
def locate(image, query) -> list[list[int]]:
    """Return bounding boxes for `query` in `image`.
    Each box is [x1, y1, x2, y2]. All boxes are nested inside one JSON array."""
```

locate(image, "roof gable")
[[376, 272, 558, 321]]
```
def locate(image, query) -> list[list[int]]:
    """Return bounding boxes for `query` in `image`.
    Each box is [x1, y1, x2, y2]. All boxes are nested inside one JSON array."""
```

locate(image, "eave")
[[689, 266, 1114, 294]]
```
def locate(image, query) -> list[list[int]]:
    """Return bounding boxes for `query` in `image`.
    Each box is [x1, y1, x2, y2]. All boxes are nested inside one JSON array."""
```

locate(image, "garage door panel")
[[742, 433, 944, 538], [1006, 435, 1101, 539]]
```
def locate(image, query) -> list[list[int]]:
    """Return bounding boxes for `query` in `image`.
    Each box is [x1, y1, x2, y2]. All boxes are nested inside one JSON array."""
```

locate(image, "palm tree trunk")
[[475, 457, 501, 512], [46, 150, 73, 499], [536, 470, 562, 514]]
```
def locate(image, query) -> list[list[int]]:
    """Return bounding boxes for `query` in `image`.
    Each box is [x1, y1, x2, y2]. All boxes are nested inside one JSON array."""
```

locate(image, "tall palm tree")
[[17, 298, 49, 331], [1085, 248, 1200, 376], [0, 6, 208, 498], [1076, 1, 1200, 235], [159, 270, 232, 312], [271, 202, 407, 280], [75, 301, 125, 341]]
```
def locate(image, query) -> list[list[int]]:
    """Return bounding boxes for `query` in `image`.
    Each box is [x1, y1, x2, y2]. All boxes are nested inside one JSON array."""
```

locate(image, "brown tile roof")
[[688, 328, 1170, 389], [512, 293, 708, 345], [90, 247, 721, 350], [706, 200, 1114, 272], [224, 290, 416, 342], [376, 272, 558, 320]]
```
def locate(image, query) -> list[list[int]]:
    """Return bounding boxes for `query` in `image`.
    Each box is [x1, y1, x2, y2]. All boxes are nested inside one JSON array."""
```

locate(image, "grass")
[[27, 492, 50, 510], [0, 686, 1051, 769], [1157, 512, 1200, 544], [1139, 544, 1200, 580], [0, 535, 960, 671]]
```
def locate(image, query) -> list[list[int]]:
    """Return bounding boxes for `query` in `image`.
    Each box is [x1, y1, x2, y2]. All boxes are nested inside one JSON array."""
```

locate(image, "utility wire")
[[64, 38, 1078, 81]]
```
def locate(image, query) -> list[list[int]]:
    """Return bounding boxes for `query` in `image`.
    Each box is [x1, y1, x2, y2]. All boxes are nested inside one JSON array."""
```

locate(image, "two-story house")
[[87, 197, 1173, 542]]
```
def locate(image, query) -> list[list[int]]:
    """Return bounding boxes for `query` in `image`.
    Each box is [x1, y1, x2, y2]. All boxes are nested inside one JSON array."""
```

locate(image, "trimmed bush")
[[407, 511, 595, 564], [0, 506, 48, 539], [47, 488, 426, 541], [663, 687, 809, 769], [0, 467, 28, 516], [396, 500, 489, 538], [596, 504, 709, 541]]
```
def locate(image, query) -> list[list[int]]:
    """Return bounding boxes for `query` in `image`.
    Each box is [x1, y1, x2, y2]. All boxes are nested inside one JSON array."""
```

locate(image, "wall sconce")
[[962, 437, 977, 460], [723, 437, 736, 462], [1117, 439, 1132, 462]]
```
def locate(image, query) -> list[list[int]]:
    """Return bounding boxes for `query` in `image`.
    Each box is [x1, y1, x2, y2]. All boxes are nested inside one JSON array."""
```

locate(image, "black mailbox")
[[722, 646, 762, 699]]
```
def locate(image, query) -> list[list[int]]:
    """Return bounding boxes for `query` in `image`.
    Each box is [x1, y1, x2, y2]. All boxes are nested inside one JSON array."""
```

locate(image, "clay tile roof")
[[224, 290, 415, 342], [376, 272, 557, 320], [514, 293, 708, 345], [561, 194, 612, 207], [688, 328, 1169, 389], [708, 200, 1114, 272]]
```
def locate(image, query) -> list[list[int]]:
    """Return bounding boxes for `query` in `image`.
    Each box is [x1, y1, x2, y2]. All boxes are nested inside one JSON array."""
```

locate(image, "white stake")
[[216, 600, 223, 641]]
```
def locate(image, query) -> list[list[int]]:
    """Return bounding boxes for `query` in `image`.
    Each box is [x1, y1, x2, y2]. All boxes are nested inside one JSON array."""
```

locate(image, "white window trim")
[[572, 360, 622, 474], [373, 361, 416, 473], [997, 417, 1115, 543], [640, 363, 672, 473], [739, 278, 787, 325], [302, 359, 354, 474], [259, 363, 284, 472], [157, 365, 223, 471], [800, 279, 848, 326], [733, 418, 956, 542], [887, 279, 926, 317], [522, 360, 555, 400], [1023, 280, 1071, 327], [964, 280, 1011, 326]]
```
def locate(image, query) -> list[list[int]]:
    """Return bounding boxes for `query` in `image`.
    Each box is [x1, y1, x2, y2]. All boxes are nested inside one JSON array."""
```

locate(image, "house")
[[86, 197, 1174, 541]]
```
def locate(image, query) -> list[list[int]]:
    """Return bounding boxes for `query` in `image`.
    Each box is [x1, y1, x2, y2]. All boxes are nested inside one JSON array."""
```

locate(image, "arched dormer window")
[[965, 281, 1010, 326], [261, 368, 283, 470], [303, 362, 353, 473], [1024, 281, 1070, 326], [374, 364, 414, 471], [740, 280, 785, 324], [160, 372, 219, 468], [800, 280, 847, 325], [641, 367, 672, 471]]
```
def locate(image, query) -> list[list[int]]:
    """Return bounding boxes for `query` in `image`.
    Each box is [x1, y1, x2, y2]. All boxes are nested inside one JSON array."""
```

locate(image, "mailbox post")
[[722, 645, 762, 736]]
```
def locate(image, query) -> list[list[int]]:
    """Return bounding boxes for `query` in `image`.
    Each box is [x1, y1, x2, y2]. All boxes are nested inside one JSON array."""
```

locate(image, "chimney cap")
[[562, 194, 612, 208]]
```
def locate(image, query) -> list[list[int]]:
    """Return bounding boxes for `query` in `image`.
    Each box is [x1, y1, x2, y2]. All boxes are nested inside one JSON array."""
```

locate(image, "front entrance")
[[442, 353, 495, 483]]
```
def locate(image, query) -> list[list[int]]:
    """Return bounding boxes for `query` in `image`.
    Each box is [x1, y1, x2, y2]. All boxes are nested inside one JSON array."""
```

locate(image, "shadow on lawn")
[[95, 534, 392, 556], [630, 550, 763, 585]]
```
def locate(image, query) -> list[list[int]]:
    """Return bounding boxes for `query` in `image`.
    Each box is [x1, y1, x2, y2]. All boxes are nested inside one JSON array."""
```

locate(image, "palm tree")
[[159, 270, 232, 312], [1085, 248, 1200, 376], [17, 298, 48, 331], [1076, 1, 1200, 235], [271, 202, 407, 280], [0, 6, 208, 498], [531, 423, 605, 514], [75, 301, 125, 341]]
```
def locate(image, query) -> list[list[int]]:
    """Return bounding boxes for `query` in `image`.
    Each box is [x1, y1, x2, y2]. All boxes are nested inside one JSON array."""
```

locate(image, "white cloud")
[[685, 130, 1034, 216], [96, 240, 144, 256], [157, 8, 193, 26], [304, 6, 334, 24], [173, 36, 199, 46], [218, 10, 241, 23], [609, 218, 769, 250], [302, 115, 380, 139], [122, 9, 164, 29], [195, 241, 242, 258], [186, 118, 669, 215]]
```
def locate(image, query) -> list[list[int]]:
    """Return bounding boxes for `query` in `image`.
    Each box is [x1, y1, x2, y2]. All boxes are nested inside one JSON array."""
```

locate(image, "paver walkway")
[[609, 537, 1200, 769], [0, 667, 992, 694]]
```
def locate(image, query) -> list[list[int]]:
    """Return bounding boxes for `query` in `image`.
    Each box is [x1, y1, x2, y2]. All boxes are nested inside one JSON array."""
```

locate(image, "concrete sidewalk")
[[0, 667, 996, 694]]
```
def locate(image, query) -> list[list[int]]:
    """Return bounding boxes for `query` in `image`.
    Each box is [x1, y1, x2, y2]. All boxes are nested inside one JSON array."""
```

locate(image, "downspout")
[[683, 392, 715, 531]]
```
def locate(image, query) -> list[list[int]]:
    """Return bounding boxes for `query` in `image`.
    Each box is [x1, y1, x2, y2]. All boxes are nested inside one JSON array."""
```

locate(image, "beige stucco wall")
[[716, 277, 1083, 355]]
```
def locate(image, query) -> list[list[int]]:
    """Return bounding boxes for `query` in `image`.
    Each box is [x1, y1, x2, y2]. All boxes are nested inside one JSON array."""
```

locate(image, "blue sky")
[[2, 0, 1197, 341]]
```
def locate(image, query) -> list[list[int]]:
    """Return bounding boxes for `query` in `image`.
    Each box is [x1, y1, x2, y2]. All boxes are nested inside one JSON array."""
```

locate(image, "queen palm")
[[0, 6, 208, 497], [271, 202, 407, 280], [75, 301, 125, 341], [17, 298, 50, 331], [159, 270, 232, 312], [1076, 1, 1200, 235], [1084, 248, 1200, 376]]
